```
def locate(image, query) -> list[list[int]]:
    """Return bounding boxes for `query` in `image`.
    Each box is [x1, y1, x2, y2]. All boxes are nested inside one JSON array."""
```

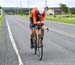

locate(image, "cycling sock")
[[41, 37, 43, 40], [30, 38, 33, 44]]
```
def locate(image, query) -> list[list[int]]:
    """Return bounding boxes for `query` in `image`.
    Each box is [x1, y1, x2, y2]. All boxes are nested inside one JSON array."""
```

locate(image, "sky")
[[0, 0, 75, 8]]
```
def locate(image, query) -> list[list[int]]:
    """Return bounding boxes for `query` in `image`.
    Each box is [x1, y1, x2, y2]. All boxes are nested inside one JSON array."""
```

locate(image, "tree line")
[[0, 5, 75, 15]]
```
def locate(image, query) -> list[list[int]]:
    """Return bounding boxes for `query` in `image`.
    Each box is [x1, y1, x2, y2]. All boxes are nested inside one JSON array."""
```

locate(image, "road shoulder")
[[0, 17, 18, 65]]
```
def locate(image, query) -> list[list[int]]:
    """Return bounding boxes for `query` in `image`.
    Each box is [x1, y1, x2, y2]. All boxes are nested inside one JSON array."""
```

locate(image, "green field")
[[46, 15, 75, 24], [0, 15, 3, 39], [19, 14, 75, 24], [0, 15, 3, 28], [18, 14, 29, 18]]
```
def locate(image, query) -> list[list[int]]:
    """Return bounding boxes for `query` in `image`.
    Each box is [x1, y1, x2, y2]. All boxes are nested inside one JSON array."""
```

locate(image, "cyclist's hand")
[[34, 22, 37, 25], [41, 22, 44, 25], [36, 22, 41, 25]]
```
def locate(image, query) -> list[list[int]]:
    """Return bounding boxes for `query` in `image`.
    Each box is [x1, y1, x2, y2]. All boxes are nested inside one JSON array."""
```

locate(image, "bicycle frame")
[[32, 24, 49, 60], [35, 25, 43, 60], [35, 25, 42, 45]]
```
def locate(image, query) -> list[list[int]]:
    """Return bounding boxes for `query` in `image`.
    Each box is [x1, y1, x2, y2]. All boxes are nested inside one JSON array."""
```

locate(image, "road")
[[0, 15, 75, 65]]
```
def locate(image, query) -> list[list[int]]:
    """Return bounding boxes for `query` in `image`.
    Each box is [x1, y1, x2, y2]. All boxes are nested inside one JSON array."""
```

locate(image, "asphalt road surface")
[[0, 15, 75, 65]]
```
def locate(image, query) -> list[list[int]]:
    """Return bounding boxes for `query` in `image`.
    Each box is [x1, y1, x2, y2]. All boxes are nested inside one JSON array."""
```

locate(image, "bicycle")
[[32, 24, 43, 60]]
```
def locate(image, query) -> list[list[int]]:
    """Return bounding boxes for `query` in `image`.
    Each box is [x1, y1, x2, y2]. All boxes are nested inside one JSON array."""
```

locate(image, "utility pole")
[[19, 0, 22, 14], [45, 0, 47, 7], [28, 0, 30, 16], [45, 0, 48, 15]]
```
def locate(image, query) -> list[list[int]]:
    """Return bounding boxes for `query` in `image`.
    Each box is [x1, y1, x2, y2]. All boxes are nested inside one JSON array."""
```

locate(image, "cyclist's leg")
[[41, 25, 44, 38], [30, 24, 36, 48], [39, 25, 44, 40], [30, 25, 36, 39], [37, 25, 44, 48]]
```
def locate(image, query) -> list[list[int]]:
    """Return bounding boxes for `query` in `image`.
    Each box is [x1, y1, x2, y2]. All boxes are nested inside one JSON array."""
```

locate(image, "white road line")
[[21, 18, 75, 38], [18, 17, 75, 38], [45, 26, 75, 38], [52, 28, 75, 38], [6, 18, 23, 65], [47, 20, 75, 26]]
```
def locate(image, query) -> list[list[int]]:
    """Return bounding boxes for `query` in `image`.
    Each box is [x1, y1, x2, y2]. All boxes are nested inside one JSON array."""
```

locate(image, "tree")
[[0, 6, 2, 15], [70, 8, 75, 14], [0, 6, 1, 9], [59, 3, 68, 14]]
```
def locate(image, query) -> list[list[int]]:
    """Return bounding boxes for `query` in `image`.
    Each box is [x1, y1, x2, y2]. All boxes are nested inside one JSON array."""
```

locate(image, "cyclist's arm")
[[41, 12, 46, 24], [31, 10, 37, 25]]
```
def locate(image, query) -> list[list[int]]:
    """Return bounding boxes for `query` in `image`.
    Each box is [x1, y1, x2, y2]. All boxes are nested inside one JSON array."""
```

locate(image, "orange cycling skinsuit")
[[30, 7, 47, 48], [30, 7, 46, 29]]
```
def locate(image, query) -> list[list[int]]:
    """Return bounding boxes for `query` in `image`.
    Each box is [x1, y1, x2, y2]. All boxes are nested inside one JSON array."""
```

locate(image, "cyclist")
[[30, 6, 48, 49]]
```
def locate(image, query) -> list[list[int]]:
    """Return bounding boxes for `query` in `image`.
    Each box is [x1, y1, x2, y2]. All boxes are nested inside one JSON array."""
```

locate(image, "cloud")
[[1, 0, 75, 7]]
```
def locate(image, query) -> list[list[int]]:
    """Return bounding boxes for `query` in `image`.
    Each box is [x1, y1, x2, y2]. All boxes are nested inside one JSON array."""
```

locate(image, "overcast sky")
[[0, 0, 75, 8]]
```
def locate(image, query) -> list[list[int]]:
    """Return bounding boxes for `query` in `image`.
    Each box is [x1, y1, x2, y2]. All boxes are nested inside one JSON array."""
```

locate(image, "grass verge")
[[0, 15, 3, 39], [46, 15, 75, 24], [18, 14, 75, 24], [0, 15, 3, 29], [18, 14, 29, 18]]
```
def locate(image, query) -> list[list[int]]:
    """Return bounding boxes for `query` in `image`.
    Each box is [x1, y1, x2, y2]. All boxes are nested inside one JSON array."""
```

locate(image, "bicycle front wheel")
[[38, 39, 43, 60]]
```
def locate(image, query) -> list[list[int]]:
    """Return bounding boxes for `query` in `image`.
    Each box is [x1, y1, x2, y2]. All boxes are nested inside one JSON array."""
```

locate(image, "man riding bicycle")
[[30, 6, 48, 49]]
